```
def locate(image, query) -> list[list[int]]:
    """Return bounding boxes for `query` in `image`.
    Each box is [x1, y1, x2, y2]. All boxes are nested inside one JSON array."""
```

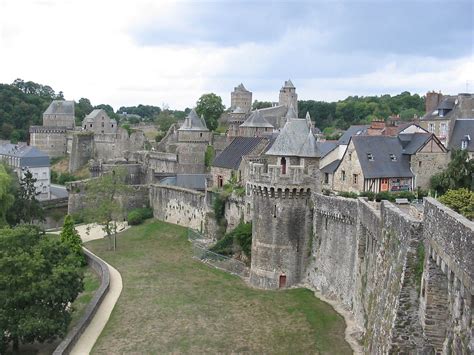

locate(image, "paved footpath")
[[58, 223, 128, 355]]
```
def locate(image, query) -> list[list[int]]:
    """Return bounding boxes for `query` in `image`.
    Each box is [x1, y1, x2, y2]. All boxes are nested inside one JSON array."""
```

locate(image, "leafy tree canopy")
[[0, 165, 14, 226], [196, 93, 225, 131], [439, 188, 474, 220], [155, 110, 178, 133], [430, 149, 474, 195], [252, 100, 273, 110], [0, 225, 83, 352]]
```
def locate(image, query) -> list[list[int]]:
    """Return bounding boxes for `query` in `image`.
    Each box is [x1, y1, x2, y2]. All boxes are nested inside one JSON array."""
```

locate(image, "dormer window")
[[367, 153, 374, 161], [390, 154, 397, 161], [461, 141, 467, 150]]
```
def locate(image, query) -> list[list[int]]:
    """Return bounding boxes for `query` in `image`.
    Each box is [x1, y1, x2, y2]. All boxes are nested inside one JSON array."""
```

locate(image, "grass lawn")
[[86, 220, 352, 354]]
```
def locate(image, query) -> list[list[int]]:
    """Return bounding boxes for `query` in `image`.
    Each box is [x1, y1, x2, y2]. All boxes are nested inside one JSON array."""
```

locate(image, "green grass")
[[86, 220, 351, 354]]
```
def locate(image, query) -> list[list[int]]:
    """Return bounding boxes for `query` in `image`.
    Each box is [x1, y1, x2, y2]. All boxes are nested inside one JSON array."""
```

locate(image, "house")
[[448, 119, 474, 159], [0, 144, 51, 200], [82, 109, 117, 134], [331, 132, 449, 193], [419, 92, 474, 147], [212, 136, 269, 187]]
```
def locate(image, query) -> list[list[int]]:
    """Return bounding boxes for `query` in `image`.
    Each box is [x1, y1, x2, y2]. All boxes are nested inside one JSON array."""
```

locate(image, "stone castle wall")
[[304, 194, 473, 354], [149, 184, 207, 231], [69, 132, 94, 172], [29, 127, 68, 158]]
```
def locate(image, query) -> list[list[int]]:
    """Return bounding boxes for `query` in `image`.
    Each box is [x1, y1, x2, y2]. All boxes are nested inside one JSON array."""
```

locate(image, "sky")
[[0, 0, 473, 110]]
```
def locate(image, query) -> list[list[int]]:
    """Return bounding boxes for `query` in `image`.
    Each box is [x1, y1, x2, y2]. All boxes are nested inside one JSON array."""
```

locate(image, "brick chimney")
[[425, 91, 443, 113]]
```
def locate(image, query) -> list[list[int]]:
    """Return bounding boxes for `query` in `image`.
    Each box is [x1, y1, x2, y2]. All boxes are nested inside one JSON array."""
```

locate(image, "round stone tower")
[[248, 114, 320, 289]]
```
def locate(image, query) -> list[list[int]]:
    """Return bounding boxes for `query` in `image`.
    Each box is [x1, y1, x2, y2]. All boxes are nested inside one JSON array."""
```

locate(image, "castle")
[[65, 80, 473, 354]]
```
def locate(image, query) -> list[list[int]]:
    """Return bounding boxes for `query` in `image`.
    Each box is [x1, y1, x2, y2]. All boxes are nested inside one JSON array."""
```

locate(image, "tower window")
[[353, 174, 358, 184], [273, 205, 277, 218], [341, 170, 346, 181]]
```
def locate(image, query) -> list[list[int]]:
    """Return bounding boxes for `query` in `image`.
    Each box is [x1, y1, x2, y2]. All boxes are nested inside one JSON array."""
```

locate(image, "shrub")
[[337, 191, 359, 199], [439, 188, 474, 220], [209, 232, 234, 255], [233, 222, 252, 258], [127, 207, 154, 225], [359, 191, 375, 201], [375, 191, 394, 202]]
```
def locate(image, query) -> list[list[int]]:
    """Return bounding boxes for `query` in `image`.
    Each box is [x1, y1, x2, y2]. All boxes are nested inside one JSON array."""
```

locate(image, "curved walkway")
[[68, 223, 128, 355]]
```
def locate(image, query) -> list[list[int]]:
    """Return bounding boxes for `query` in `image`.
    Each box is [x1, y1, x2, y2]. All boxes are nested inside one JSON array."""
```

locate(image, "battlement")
[[29, 125, 68, 134], [250, 184, 311, 199], [248, 161, 315, 187]]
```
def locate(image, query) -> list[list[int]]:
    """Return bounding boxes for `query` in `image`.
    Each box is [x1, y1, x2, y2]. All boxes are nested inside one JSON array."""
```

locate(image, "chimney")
[[425, 90, 443, 113]]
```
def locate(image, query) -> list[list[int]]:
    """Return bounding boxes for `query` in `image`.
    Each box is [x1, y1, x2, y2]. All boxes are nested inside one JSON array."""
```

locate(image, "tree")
[[155, 110, 178, 133], [82, 168, 131, 250], [75, 98, 94, 122], [439, 188, 474, 220], [430, 149, 474, 195], [0, 165, 14, 227], [7, 170, 44, 225], [196, 93, 225, 131], [0, 225, 83, 352], [252, 100, 272, 110], [60, 215, 85, 265]]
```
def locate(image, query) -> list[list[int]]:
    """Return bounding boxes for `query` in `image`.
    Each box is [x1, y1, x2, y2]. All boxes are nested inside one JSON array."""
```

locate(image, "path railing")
[[187, 229, 249, 278]]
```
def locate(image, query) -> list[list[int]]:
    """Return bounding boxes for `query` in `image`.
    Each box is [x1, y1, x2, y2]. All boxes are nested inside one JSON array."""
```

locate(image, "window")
[[341, 170, 346, 181], [90, 123, 92, 128], [353, 174, 358, 184], [273, 205, 277, 218], [324, 173, 329, 184], [84, 125, 86, 129], [428, 123, 435, 133], [461, 140, 468, 150], [440, 123, 448, 137], [42, 186, 46, 192], [101, 122, 105, 127], [281, 157, 287, 175], [418, 161, 422, 168], [200, 132, 203, 137], [217, 175, 223, 188], [111, 124, 114, 128], [367, 153, 374, 161], [348, 153, 352, 161], [390, 154, 397, 161]]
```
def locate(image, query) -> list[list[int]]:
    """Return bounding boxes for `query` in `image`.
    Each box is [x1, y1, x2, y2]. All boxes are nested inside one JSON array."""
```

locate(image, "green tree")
[[0, 225, 83, 352], [60, 214, 85, 264], [252, 100, 272, 110], [233, 222, 252, 258], [155, 110, 178, 133], [430, 149, 474, 195], [196, 93, 225, 131], [439, 188, 474, 220], [204, 145, 215, 169], [75, 98, 94, 122], [82, 168, 131, 250], [7, 170, 44, 225], [0, 165, 14, 226]]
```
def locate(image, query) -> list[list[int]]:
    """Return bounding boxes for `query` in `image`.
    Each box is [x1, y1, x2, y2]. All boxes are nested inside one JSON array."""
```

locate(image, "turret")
[[279, 79, 298, 113]]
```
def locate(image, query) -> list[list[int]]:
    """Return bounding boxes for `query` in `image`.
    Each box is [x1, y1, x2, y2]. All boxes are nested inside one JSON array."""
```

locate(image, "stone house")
[[0, 143, 51, 200], [211, 136, 269, 187], [42, 100, 75, 129], [82, 109, 117, 134], [331, 133, 449, 193], [419, 92, 474, 147], [448, 118, 474, 159]]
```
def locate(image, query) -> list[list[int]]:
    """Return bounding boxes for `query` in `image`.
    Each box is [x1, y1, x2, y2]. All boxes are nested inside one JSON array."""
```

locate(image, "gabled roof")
[[421, 95, 456, 121], [398, 133, 433, 154], [338, 125, 369, 145], [449, 118, 474, 152], [317, 141, 338, 158], [240, 110, 273, 128], [213, 137, 267, 170], [178, 109, 209, 131], [321, 159, 341, 174], [351, 135, 413, 179], [266, 119, 320, 157], [0, 144, 50, 167], [160, 174, 208, 191], [44, 100, 75, 115]]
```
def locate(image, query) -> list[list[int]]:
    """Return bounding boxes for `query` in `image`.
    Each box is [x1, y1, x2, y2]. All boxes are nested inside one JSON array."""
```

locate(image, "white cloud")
[[0, 0, 472, 111]]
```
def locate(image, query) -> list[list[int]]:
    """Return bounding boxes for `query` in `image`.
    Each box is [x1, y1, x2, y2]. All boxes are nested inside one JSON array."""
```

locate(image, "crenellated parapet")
[[248, 160, 317, 189]]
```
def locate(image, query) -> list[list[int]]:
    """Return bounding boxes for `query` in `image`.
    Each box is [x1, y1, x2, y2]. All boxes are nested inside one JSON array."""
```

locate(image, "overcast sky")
[[0, 0, 472, 110]]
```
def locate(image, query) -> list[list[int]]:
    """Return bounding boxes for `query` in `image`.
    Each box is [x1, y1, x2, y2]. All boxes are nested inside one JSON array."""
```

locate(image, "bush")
[[439, 188, 474, 220], [209, 222, 252, 258], [359, 191, 375, 201], [209, 232, 234, 255], [337, 191, 359, 199], [127, 207, 153, 225]]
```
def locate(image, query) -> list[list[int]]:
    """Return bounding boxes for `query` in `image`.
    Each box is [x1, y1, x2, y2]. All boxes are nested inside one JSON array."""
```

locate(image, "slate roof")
[[44, 100, 75, 115], [449, 119, 474, 152], [234, 83, 249, 92], [266, 119, 320, 157], [285, 103, 298, 119], [213, 137, 267, 170], [178, 109, 209, 131], [317, 141, 338, 158], [351, 136, 413, 179], [159, 174, 208, 191], [398, 133, 433, 154], [338, 125, 369, 145], [321, 159, 341, 174], [240, 110, 273, 128], [283, 79, 295, 88], [0, 144, 50, 167], [421, 95, 456, 121]]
